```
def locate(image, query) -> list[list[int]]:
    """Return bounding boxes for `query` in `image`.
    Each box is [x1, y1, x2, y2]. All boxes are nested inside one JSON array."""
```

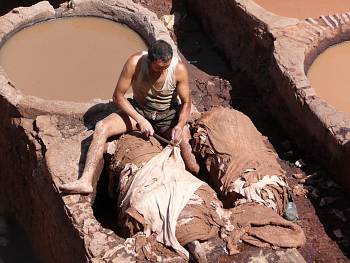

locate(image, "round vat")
[[307, 41, 350, 113], [253, 0, 350, 19], [0, 17, 147, 102], [0, 1, 177, 117]]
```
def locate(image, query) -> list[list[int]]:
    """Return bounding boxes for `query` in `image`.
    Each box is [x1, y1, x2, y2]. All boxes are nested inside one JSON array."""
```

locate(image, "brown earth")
[[129, 0, 349, 262]]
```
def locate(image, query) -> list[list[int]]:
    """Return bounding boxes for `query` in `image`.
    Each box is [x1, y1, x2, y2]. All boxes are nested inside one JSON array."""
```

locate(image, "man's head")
[[148, 40, 173, 73]]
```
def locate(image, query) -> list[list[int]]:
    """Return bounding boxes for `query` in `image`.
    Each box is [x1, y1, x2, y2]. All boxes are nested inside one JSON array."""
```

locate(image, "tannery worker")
[[59, 40, 199, 194]]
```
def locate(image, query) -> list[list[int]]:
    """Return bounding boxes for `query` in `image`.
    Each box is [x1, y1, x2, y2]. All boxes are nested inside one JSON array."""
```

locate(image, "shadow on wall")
[[0, 91, 87, 262], [174, 13, 233, 79], [0, 0, 65, 15], [0, 215, 39, 263], [174, 13, 290, 148]]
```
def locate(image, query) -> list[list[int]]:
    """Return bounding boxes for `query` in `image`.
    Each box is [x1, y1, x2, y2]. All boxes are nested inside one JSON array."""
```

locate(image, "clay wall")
[[185, 0, 350, 192], [0, 95, 87, 262], [186, 0, 275, 88]]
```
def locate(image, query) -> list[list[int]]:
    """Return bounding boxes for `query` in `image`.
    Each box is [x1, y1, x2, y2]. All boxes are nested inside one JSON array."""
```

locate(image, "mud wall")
[[0, 96, 87, 262], [185, 0, 350, 192], [185, 0, 275, 88]]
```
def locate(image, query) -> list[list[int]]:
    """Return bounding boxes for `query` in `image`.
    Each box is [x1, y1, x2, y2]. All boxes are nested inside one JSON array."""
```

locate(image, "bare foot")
[[59, 179, 93, 194]]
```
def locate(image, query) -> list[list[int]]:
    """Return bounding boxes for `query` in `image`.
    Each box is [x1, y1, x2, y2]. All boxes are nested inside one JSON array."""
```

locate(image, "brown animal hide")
[[229, 203, 306, 249], [192, 107, 289, 215], [108, 129, 304, 259]]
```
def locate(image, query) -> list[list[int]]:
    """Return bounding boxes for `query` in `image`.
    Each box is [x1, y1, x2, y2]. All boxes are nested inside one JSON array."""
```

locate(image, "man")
[[59, 40, 200, 194]]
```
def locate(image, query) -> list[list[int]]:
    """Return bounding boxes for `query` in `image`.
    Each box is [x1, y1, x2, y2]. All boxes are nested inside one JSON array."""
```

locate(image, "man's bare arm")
[[113, 54, 154, 136], [172, 61, 191, 142]]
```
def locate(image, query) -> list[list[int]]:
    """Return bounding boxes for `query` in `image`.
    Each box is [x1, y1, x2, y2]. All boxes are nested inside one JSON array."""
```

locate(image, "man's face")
[[149, 59, 171, 73]]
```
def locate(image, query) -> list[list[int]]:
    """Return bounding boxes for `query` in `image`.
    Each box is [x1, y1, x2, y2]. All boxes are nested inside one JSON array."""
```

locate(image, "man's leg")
[[179, 125, 200, 175], [162, 125, 200, 175], [59, 112, 137, 194]]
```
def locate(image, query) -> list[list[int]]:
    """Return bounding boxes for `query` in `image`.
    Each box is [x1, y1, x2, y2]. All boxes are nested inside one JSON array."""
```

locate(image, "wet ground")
[[132, 0, 350, 261]]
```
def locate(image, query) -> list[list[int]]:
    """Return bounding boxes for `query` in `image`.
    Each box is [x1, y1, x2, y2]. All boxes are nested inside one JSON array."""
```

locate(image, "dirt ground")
[[131, 0, 350, 262]]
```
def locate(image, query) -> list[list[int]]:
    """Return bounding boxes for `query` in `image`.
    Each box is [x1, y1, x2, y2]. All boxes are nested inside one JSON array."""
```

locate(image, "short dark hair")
[[148, 40, 173, 62]]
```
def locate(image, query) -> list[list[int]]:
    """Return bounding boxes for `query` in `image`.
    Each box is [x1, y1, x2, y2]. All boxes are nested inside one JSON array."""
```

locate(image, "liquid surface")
[[307, 41, 350, 113], [254, 0, 350, 19], [0, 17, 147, 102]]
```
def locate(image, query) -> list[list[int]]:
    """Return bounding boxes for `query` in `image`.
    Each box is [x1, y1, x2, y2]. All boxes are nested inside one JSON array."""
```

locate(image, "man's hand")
[[171, 125, 183, 144], [136, 117, 154, 137]]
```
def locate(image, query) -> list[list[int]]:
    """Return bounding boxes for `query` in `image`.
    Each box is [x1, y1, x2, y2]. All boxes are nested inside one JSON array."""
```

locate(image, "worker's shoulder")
[[175, 60, 188, 79], [126, 51, 146, 67]]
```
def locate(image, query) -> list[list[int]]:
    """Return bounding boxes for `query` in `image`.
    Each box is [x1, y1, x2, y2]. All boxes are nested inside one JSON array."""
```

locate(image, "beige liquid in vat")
[[253, 0, 350, 19], [0, 17, 147, 102], [307, 41, 350, 113]]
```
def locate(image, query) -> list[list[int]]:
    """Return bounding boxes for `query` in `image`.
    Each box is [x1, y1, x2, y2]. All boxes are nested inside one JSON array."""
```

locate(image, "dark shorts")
[[128, 98, 180, 134]]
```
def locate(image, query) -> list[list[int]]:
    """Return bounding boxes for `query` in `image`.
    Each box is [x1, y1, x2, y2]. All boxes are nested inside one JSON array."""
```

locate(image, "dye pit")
[[253, 0, 350, 19], [0, 16, 147, 102], [307, 41, 350, 113]]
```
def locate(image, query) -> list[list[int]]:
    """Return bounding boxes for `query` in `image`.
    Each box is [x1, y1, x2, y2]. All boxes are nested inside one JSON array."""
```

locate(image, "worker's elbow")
[[183, 100, 191, 111], [112, 95, 118, 105], [113, 92, 123, 105]]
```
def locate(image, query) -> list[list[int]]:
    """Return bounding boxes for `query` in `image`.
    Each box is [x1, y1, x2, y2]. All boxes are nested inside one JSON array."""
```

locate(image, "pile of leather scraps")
[[228, 203, 306, 249], [191, 107, 289, 215], [109, 133, 205, 259], [110, 132, 163, 169], [176, 184, 233, 247], [119, 145, 204, 258], [107, 124, 305, 260], [108, 132, 163, 199], [176, 184, 305, 255], [131, 232, 185, 262]]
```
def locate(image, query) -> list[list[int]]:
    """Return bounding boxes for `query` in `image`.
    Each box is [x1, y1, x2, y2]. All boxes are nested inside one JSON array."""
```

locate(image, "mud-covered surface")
[[282, 157, 350, 262], [131, 0, 350, 261]]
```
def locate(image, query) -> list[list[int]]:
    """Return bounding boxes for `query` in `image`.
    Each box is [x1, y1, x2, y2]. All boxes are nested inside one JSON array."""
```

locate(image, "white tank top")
[[131, 51, 178, 111]]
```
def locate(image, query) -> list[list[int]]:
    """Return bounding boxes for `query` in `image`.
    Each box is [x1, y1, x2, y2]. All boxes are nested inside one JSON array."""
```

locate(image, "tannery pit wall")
[[185, 0, 350, 192], [0, 96, 88, 262]]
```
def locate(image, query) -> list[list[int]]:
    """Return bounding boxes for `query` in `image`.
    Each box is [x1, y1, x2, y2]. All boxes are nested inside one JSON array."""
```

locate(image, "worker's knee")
[[94, 120, 109, 137], [181, 125, 191, 142], [180, 141, 200, 175]]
